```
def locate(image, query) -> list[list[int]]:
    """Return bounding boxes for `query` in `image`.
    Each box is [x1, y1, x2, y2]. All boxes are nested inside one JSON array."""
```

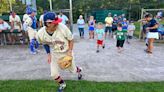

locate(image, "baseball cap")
[[108, 13, 111, 15], [26, 6, 36, 14], [44, 12, 62, 24]]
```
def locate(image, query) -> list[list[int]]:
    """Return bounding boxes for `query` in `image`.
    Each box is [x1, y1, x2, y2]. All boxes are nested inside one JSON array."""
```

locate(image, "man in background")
[[105, 13, 113, 39], [58, 11, 69, 25], [9, 11, 22, 44]]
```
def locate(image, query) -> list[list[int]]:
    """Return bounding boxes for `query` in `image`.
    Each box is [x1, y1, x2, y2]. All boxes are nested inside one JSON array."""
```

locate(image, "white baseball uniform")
[[39, 14, 44, 27], [9, 15, 22, 30], [23, 14, 30, 31], [37, 23, 77, 78], [24, 16, 37, 40]]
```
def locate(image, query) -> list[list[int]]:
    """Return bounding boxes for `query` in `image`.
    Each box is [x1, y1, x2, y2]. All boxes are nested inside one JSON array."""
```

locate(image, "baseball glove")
[[57, 55, 73, 69]]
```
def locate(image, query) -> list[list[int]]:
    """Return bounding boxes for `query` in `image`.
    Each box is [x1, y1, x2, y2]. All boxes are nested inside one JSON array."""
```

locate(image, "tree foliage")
[[0, 0, 164, 20], [0, 0, 15, 15]]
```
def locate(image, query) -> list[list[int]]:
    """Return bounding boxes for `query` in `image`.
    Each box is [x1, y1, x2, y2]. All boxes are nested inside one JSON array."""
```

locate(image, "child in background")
[[95, 22, 105, 53], [88, 16, 95, 39], [115, 23, 127, 53], [127, 21, 136, 44]]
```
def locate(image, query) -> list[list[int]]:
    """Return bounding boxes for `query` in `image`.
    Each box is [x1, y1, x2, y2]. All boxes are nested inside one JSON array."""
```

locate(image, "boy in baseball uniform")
[[24, 7, 39, 54], [9, 11, 22, 44], [37, 12, 82, 92]]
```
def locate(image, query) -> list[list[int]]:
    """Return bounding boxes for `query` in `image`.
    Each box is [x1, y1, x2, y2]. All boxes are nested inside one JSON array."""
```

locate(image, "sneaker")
[[102, 45, 105, 49], [144, 49, 148, 53], [30, 51, 37, 55], [96, 50, 99, 53], [127, 41, 130, 44], [58, 83, 66, 92], [77, 67, 83, 80], [78, 73, 82, 80], [35, 49, 40, 53]]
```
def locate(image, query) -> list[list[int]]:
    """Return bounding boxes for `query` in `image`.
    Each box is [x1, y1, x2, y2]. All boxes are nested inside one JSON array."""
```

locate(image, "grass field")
[[0, 80, 164, 92]]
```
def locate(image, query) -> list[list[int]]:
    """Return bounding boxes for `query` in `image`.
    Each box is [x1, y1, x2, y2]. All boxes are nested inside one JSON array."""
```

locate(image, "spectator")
[[0, 18, 11, 45], [77, 15, 85, 39], [127, 21, 136, 44], [58, 11, 69, 25], [112, 14, 118, 33], [88, 16, 95, 39], [158, 24, 164, 40], [39, 10, 47, 27], [157, 11, 163, 19], [122, 18, 128, 30], [9, 11, 22, 44], [141, 20, 148, 40], [105, 13, 113, 39]]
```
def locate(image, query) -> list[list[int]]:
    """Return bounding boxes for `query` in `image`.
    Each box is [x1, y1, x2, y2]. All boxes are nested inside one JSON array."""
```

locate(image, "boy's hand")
[[10, 29, 14, 32], [67, 50, 72, 56]]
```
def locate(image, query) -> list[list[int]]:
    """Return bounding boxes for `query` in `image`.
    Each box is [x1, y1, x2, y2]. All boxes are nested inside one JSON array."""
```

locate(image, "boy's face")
[[31, 12, 36, 17], [80, 16, 83, 19], [90, 16, 94, 20], [145, 17, 151, 21], [97, 24, 103, 29], [11, 12, 16, 17], [117, 26, 122, 31], [46, 22, 58, 31]]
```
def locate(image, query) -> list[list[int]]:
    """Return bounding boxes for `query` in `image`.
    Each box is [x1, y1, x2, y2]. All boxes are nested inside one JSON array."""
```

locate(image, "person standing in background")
[[58, 11, 69, 25], [105, 13, 113, 39], [39, 10, 47, 27], [127, 21, 136, 44], [77, 15, 85, 39], [88, 16, 95, 39]]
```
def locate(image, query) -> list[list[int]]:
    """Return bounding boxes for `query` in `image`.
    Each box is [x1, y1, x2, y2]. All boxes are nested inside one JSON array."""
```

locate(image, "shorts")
[[97, 40, 103, 45], [147, 32, 159, 39], [50, 52, 77, 78], [105, 27, 112, 33], [89, 27, 94, 31], [116, 40, 125, 47], [112, 25, 117, 32]]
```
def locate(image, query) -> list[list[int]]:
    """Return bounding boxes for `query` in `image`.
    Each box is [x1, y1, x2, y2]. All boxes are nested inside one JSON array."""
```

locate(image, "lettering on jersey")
[[52, 40, 65, 50]]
